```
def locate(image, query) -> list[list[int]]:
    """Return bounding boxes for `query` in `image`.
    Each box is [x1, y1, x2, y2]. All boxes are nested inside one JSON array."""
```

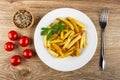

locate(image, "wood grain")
[[0, 0, 120, 80]]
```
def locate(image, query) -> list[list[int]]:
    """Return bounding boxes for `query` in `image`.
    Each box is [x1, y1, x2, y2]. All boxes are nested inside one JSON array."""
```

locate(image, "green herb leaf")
[[51, 29, 58, 34], [58, 20, 63, 25], [51, 27, 58, 32], [41, 27, 49, 30], [50, 25, 59, 34], [41, 30, 48, 35], [41, 20, 66, 40], [47, 32, 52, 40], [59, 25, 66, 32], [41, 27, 49, 35]]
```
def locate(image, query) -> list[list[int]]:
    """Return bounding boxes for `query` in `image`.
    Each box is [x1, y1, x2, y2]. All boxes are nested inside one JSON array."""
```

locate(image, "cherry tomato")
[[8, 30, 18, 41], [4, 42, 15, 51], [10, 55, 22, 66], [18, 36, 30, 47], [23, 49, 33, 59]]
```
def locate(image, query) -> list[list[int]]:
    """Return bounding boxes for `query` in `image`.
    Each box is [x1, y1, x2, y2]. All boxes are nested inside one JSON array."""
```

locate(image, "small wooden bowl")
[[12, 9, 34, 29]]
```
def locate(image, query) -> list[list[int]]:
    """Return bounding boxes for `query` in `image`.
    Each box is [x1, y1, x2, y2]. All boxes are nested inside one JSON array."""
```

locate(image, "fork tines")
[[100, 8, 109, 22]]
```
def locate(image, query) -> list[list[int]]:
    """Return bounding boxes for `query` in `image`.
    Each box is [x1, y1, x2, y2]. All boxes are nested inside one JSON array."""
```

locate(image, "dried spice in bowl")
[[13, 9, 34, 29]]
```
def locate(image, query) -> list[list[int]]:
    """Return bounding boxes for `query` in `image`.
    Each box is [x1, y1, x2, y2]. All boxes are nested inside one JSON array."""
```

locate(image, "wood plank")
[[0, 0, 120, 80]]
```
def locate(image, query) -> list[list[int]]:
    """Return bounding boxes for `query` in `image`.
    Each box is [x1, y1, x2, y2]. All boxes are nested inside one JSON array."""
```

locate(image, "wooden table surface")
[[0, 0, 120, 80]]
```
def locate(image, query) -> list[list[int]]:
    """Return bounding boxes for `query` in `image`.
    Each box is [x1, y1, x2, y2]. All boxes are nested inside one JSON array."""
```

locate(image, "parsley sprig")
[[41, 21, 66, 40]]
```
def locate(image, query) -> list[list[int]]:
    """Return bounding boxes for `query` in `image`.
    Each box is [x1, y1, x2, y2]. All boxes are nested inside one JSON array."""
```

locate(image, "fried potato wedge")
[[60, 31, 64, 39], [67, 17, 85, 28], [60, 50, 74, 58], [42, 17, 87, 58], [63, 38, 72, 49], [43, 35, 47, 47], [48, 49, 59, 57], [52, 44, 64, 57], [63, 30, 72, 40], [58, 18, 74, 30], [67, 35, 81, 49], [80, 32, 85, 48], [50, 39, 63, 43], [83, 32, 87, 48], [67, 17, 79, 32]]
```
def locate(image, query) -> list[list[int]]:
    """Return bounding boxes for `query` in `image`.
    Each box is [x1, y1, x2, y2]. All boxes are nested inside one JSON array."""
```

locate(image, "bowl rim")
[[12, 8, 34, 29]]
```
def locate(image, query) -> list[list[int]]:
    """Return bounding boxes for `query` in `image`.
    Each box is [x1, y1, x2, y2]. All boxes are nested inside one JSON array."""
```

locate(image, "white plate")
[[34, 8, 98, 72]]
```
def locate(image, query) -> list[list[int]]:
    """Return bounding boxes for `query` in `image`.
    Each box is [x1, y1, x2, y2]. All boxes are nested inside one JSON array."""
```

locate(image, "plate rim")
[[34, 8, 98, 72]]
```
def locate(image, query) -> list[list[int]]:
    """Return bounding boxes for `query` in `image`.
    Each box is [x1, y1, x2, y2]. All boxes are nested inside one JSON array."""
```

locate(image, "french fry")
[[76, 20, 85, 28], [56, 18, 60, 23], [67, 17, 85, 28], [56, 19, 66, 26], [60, 31, 64, 39], [66, 46, 75, 52], [67, 35, 81, 49], [69, 46, 75, 51], [49, 23, 54, 27], [64, 30, 68, 33], [48, 49, 59, 57], [49, 45, 56, 51], [64, 50, 74, 57], [57, 42, 65, 46], [50, 39, 63, 43], [83, 40, 87, 48], [75, 41, 80, 56], [58, 18, 74, 30], [51, 34, 58, 40], [52, 44, 64, 57], [47, 40, 51, 48], [63, 30, 72, 40], [69, 31, 75, 38], [83, 32, 87, 48], [59, 50, 74, 58], [44, 34, 50, 48], [80, 32, 85, 48], [67, 17, 79, 33], [43, 35, 47, 47], [70, 33, 80, 39], [80, 27, 86, 31], [63, 38, 72, 49], [60, 30, 69, 39]]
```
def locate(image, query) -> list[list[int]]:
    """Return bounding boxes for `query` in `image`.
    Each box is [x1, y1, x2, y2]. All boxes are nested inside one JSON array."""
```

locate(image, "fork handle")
[[99, 29, 106, 70]]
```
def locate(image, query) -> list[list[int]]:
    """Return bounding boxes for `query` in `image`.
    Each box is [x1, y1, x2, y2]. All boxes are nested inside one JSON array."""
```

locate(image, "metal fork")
[[99, 8, 109, 70]]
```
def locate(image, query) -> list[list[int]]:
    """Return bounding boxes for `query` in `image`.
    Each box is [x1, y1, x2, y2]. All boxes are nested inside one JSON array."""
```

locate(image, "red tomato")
[[23, 49, 33, 59], [10, 55, 22, 66], [4, 42, 15, 51], [8, 30, 18, 41], [18, 36, 30, 47]]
